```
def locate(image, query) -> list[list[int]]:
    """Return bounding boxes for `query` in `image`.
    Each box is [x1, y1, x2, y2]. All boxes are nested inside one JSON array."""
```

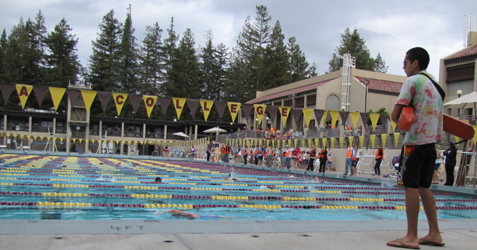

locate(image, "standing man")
[[319, 146, 327, 173], [206, 140, 213, 161], [387, 47, 444, 248], [266, 143, 273, 168], [374, 143, 384, 178], [344, 143, 353, 175], [307, 145, 316, 171], [284, 145, 292, 169], [442, 142, 457, 186]]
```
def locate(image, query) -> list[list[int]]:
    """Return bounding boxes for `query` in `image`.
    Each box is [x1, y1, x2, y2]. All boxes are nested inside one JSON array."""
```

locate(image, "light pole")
[[361, 78, 370, 113], [457, 89, 463, 117]]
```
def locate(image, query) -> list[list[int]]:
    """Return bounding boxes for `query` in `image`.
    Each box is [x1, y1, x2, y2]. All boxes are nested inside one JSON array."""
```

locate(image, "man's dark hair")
[[406, 47, 430, 70]]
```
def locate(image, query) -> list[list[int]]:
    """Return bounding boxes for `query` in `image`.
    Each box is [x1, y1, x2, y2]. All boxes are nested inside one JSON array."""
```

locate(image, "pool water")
[[1, 154, 476, 221]]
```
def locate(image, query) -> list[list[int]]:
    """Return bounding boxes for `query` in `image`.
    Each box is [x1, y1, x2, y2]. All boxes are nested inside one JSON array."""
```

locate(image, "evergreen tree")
[[1, 18, 27, 84], [139, 22, 164, 96], [327, 28, 377, 73], [374, 52, 388, 73], [162, 17, 179, 95], [165, 28, 200, 99], [199, 30, 217, 100], [199, 30, 229, 101], [22, 10, 47, 85], [118, 5, 139, 93], [264, 20, 290, 89], [89, 9, 122, 92], [308, 62, 318, 77], [226, 5, 273, 102], [44, 18, 80, 88], [0, 29, 7, 79], [250, 5, 272, 90], [288, 36, 310, 82], [214, 43, 229, 100]]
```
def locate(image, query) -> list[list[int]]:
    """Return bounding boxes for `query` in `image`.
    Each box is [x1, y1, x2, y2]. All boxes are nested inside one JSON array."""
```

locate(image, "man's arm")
[[391, 104, 405, 124]]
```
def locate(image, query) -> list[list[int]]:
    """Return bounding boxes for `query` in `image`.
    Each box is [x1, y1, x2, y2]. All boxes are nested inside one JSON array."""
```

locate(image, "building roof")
[[443, 44, 477, 61], [246, 79, 336, 104], [355, 77, 402, 94]]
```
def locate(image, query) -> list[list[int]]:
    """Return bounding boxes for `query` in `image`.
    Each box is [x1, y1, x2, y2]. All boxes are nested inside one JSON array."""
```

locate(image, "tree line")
[[0, 5, 386, 121]]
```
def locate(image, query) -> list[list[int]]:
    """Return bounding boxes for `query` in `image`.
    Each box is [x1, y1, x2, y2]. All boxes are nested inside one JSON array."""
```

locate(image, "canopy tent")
[[444, 91, 477, 119]]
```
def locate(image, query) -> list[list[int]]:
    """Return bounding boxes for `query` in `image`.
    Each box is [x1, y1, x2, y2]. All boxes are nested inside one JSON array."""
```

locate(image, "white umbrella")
[[203, 127, 227, 133], [443, 91, 477, 118], [203, 127, 227, 140], [172, 132, 189, 138]]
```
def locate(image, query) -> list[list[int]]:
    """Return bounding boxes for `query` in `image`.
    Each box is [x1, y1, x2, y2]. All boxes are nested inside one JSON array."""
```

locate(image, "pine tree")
[[166, 28, 200, 99], [2, 18, 27, 84], [307, 62, 318, 77], [139, 22, 164, 96], [288, 36, 310, 82], [214, 43, 229, 100], [327, 28, 376, 73], [199, 30, 217, 100], [199, 30, 229, 101], [0, 29, 7, 79], [264, 20, 290, 89], [118, 5, 139, 94], [226, 5, 273, 102], [89, 9, 122, 92], [250, 5, 272, 90], [162, 17, 179, 95], [374, 52, 388, 73], [23, 10, 48, 85], [44, 18, 80, 88]]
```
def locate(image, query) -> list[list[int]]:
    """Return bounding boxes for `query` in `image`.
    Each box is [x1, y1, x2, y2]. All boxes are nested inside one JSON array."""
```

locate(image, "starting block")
[[22, 146, 30, 152]]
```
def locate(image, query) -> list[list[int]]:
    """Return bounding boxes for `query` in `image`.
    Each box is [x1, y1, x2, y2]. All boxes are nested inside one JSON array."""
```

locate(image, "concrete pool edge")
[[0, 219, 476, 235]]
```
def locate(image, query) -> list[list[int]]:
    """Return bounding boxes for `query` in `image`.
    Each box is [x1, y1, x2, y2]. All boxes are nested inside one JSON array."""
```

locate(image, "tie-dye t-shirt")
[[395, 71, 443, 145]]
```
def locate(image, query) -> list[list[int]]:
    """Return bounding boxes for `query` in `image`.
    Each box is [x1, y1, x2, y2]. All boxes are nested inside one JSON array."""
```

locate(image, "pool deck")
[[1, 150, 477, 249]]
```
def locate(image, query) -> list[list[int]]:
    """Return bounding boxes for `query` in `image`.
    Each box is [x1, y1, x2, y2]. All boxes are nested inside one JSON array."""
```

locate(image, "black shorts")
[[398, 143, 436, 188], [258, 155, 263, 160]]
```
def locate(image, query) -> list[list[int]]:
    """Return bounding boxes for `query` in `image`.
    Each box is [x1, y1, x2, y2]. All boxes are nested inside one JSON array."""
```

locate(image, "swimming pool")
[[1, 154, 476, 221]]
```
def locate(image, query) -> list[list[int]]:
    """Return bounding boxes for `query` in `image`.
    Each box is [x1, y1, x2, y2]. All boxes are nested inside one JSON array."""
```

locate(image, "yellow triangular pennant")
[[454, 136, 460, 143], [322, 138, 327, 149], [348, 136, 353, 147], [331, 137, 335, 149], [227, 102, 241, 123], [80, 90, 97, 113], [143, 95, 158, 118], [381, 134, 387, 147], [302, 108, 314, 128], [16, 84, 33, 109], [200, 100, 214, 121], [329, 110, 339, 128], [172, 97, 186, 120], [391, 120, 397, 132], [370, 134, 376, 149], [279, 107, 291, 126], [48, 87, 66, 111], [369, 113, 380, 131], [394, 133, 400, 148], [350, 112, 360, 129], [359, 135, 364, 148], [112, 93, 128, 116], [254, 104, 266, 125], [79, 139, 83, 143], [473, 125, 477, 144]]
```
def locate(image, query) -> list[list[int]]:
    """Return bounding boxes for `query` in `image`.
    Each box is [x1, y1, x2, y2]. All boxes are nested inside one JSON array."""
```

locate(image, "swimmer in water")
[[156, 209, 200, 219], [154, 177, 162, 183]]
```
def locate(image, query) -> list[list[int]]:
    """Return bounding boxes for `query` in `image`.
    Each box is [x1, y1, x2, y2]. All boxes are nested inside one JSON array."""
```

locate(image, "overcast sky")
[[1, 0, 476, 81]]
